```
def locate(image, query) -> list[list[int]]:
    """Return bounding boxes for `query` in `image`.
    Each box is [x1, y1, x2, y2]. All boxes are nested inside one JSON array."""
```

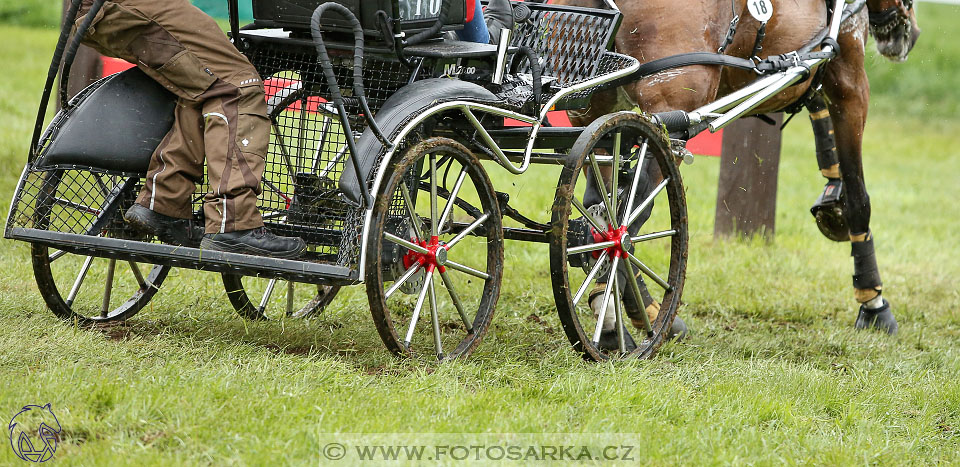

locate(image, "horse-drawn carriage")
[[6, 0, 880, 361]]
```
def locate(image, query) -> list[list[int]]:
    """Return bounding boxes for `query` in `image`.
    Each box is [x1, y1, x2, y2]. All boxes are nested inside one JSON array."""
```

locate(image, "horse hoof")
[[810, 179, 848, 242], [854, 299, 898, 336], [597, 325, 637, 353]]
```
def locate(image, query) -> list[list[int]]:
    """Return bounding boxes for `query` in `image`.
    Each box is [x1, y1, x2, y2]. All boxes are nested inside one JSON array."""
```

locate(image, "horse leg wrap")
[[851, 233, 883, 306], [588, 284, 616, 331], [805, 94, 840, 178]]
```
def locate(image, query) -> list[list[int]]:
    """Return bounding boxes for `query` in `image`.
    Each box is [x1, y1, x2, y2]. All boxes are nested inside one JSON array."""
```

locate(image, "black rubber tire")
[[365, 138, 503, 360], [550, 112, 688, 361]]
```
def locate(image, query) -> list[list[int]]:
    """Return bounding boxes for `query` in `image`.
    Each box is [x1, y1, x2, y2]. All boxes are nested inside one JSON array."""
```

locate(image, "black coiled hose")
[[311, 3, 394, 207]]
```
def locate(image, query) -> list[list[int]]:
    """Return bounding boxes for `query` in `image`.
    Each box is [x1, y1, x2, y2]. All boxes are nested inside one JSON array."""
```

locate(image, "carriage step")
[[6, 228, 354, 284]]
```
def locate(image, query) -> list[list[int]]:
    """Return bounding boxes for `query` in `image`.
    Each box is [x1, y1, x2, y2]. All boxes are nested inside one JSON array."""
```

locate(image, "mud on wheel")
[[31, 170, 170, 324], [365, 138, 503, 360], [550, 112, 688, 361]]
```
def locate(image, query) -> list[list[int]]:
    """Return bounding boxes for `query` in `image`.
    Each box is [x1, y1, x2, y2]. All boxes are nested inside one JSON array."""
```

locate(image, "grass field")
[[1, 4, 959, 465]]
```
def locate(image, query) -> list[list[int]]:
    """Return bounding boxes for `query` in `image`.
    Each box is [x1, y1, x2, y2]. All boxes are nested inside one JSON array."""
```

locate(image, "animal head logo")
[[8, 404, 61, 463]]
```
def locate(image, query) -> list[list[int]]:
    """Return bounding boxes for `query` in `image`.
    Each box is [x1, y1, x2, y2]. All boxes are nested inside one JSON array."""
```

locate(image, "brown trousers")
[[76, 0, 268, 233]]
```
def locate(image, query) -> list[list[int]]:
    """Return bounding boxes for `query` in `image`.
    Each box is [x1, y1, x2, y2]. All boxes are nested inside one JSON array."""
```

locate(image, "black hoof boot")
[[855, 299, 898, 336], [201, 227, 307, 259], [597, 325, 637, 354], [124, 204, 203, 247], [810, 179, 848, 242]]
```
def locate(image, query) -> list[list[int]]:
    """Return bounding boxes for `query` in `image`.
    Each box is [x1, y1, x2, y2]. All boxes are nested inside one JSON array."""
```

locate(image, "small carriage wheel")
[[550, 112, 688, 361], [365, 138, 503, 360], [221, 274, 341, 320], [219, 81, 341, 320], [31, 171, 170, 324]]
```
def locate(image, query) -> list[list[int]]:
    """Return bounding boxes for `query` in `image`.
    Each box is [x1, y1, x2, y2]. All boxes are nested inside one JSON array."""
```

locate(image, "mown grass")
[[1, 4, 959, 465]]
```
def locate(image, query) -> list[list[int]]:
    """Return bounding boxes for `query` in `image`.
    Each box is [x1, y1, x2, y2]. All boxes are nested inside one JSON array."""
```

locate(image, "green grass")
[[1, 4, 960, 465]]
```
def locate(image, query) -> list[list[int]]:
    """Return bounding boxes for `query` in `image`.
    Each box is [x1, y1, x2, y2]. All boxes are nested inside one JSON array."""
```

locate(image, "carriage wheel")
[[365, 138, 503, 360], [221, 274, 341, 320], [550, 112, 688, 361], [31, 171, 170, 324]]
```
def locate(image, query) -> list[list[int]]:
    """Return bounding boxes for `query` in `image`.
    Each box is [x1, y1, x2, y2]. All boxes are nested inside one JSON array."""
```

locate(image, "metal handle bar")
[[30, 0, 84, 159]]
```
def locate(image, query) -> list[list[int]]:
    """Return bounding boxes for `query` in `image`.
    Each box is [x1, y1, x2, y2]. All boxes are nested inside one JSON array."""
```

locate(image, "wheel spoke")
[[445, 213, 489, 251], [101, 259, 116, 318], [127, 261, 147, 289], [622, 258, 654, 335], [626, 178, 669, 227], [439, 269, 473, 333], [49, 249, 67, 263], [286, 281, 295, 317], [386, 263, 422, 299], [430, 153, 438, 238], [627, 252, 672, 292], [403, 269, 434, 348], [588, 152, 616, 226], [613, 280, 627, 353], [384, 232, 430, 255], [610, 131, 621, 224], [428, 278, 443, 359], [632, 230, 677, 244], [621, 140, 649, 224], [259, 278, 279, 314], [438, 168, 467, 234], [566, 240, 616, 257], [591, 256, 619, 345], [571, 197, 605, 233], [400, 183, 425, 240], [445, 260, 489, 281], [573, 252, 609, 305], [65, 256, 95, 307]]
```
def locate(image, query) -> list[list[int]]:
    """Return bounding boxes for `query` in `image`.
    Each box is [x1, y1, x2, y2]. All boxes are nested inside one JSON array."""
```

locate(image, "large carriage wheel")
[[222, 274, 340, 320], [220, 82, 342, 320], [365, 138, 503, 360], [31, 171, 170, 324], [550, 112, 688, 361]]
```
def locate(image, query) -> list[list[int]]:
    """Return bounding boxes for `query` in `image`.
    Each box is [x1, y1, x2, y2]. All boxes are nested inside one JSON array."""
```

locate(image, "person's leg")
[[78, 0, 303, 256], [456, 0, 490, 43]]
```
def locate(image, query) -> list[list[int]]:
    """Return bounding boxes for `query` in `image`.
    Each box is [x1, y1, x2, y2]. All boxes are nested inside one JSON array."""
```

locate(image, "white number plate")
[[748, 0, 774, 22]]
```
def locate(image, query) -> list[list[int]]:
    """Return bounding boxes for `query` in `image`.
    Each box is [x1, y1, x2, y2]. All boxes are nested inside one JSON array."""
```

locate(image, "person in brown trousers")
[[74, 0, 305, 258]]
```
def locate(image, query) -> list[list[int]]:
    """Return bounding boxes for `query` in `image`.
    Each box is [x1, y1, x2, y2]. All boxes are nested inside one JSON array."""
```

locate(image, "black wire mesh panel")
[[8, 169, 147, 242], [245, 41, 424, 265], [511, 3, 621, 90]]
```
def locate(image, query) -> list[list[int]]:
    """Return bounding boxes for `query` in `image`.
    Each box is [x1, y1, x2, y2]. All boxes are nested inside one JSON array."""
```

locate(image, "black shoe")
[[201, 227, 306, 259], [855, 298, 898, 336], [124, 204, 203, 247], [597, 324, 637, 353]]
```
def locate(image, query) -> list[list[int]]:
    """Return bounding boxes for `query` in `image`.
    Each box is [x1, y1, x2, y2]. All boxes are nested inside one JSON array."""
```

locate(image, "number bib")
[[748, 0, 774, 22]]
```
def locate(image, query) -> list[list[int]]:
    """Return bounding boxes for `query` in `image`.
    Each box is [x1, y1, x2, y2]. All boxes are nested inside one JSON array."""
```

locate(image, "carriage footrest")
[[7, 228, 355, 284]]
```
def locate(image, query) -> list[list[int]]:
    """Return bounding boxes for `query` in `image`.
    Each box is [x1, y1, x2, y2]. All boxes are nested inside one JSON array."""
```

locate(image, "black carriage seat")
[[338, 78, 501, 207], [505, 1, 622, 87], [35, 68, 177, 174]]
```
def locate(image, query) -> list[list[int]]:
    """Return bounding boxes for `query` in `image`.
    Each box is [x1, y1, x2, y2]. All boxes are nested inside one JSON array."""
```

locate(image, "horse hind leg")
[[806, 94, 849, 242]]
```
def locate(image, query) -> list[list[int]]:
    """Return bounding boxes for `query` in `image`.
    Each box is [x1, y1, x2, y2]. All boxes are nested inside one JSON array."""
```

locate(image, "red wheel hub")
[[591, 224, 632, 259], [402, 236, 448, 273]]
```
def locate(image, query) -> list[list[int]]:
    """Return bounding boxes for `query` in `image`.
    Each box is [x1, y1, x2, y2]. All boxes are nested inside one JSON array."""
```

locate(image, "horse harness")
[[608, 0, 868, 130]]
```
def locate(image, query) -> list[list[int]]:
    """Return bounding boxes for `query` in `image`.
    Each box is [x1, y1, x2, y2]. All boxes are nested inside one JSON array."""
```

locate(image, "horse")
[[551, 0, 921, 334]]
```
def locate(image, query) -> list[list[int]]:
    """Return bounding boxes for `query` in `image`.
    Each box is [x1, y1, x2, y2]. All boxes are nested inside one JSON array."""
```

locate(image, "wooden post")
[[59, 0, 102, 107], [713, 113, 783, 240]]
